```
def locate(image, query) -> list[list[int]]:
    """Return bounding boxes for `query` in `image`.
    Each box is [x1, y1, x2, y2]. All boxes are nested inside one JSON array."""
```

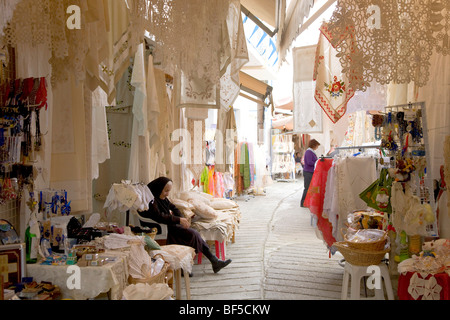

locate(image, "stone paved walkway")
[[188, 179, 345, 300]]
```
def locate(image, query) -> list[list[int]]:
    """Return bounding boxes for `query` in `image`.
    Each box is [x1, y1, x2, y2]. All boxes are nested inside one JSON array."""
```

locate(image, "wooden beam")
[[241, 5, 278, 37], [240, 0, 277, 28], [297, 0, 337, 37], [239, 92, 270, 107]]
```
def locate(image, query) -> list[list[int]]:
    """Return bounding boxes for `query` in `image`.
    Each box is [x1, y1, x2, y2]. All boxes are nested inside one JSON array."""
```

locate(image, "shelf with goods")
[[271, 131, 296, 181]]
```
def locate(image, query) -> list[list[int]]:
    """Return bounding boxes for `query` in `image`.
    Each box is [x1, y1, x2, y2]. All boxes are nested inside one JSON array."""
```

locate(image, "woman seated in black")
[[139, 176, 232, 274]]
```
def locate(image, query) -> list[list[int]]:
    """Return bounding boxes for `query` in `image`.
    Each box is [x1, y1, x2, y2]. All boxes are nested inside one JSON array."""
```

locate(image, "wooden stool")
[[341, 262, 394, 300], [151, 245, 195, 300], [173, 268, 191, 300]]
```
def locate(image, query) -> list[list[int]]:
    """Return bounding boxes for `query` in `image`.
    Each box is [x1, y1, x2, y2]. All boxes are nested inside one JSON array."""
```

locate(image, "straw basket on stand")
[[128, 253, 171, 285], [333, 242, 390, 266], [335, 229, 390, 266], [343, 230, 388, 251]]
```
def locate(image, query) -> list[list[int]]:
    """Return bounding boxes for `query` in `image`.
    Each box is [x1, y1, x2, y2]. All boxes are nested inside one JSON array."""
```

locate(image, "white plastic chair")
[[134, 212, 168, 240]]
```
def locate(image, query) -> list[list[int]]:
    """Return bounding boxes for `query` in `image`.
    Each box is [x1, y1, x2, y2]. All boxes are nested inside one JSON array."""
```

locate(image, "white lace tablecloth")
[[26, 251, 129, 300], [150, 245, 195, 274]]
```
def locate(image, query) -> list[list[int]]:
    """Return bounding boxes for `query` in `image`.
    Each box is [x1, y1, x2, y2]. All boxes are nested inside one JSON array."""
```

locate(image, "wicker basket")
[[333, 242, 390, 266], [128, 254, 170, 285], [343, 230, 388, 251], [146, 228, 158, 240]]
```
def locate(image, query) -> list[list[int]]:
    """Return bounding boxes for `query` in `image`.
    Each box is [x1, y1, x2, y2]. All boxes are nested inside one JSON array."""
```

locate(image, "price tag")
[[404, 110, 416, 121]]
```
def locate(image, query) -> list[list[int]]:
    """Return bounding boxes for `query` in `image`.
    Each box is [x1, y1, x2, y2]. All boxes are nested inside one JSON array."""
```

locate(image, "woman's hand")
[[180, 218, 190, 229]]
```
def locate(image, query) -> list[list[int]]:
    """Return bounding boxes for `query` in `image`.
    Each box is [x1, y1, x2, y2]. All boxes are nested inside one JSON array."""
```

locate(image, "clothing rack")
[[335, 145, 381, 152]]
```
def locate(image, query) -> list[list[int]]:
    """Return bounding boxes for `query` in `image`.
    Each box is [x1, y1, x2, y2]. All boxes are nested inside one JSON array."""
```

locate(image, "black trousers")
[[301, 170, 314, 207]]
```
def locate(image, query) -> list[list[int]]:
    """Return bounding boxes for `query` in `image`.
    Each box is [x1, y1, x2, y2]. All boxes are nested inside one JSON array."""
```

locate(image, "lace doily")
[[326, 0, 450, 92], [408, 273, 442, 300]]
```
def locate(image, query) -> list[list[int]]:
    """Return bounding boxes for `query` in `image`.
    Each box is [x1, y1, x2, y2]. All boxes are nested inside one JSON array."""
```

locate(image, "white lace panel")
[[148, 0, 231, 84], [326, 0, 450, 92], [3, 0, 133, 92], [147, 0, 247, 110], [4, 0, 92, 86], [0, 0, 21, 37]]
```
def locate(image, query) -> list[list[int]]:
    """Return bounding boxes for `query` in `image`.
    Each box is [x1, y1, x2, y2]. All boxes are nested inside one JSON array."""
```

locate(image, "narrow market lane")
[[188, 179, 345, 300]]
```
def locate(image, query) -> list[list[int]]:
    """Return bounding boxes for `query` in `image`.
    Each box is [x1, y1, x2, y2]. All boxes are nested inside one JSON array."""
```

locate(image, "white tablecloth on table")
[[26, 251, 129, 300]]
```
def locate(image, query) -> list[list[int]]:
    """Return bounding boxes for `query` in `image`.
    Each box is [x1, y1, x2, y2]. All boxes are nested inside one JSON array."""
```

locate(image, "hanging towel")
[[240, 143, 250, 189], [128, 43, 151, 183], [314, 23, 354, 124], [146, 54, 160, 148], [91, 86, 110, 179]]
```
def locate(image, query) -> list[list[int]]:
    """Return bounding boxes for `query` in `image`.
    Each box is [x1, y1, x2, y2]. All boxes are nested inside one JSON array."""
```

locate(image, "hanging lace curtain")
[[148, 0, 231, 84], [147, 0, 247, 110], [0, 0, 21, 37], [325, 0, 450, 92], [220, 1, 249, 111], [3, 0, 142, 96]]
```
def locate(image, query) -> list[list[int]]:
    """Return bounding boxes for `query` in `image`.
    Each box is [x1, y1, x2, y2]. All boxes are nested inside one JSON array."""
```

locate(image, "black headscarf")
[[147, 177, 172, 213], [148, 177, 172, 199]]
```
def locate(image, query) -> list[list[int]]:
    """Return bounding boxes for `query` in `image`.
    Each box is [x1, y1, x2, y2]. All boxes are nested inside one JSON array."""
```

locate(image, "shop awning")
[[241, 0, 278, 28], [272, 115, 293, 130], [239, 71, 273, 107], [240, 72, 270, 98], [275, 97, 293, 110], [242, 0, 338, 66]]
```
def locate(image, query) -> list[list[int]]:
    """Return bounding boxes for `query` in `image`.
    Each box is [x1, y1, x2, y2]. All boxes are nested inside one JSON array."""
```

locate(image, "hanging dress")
[[304, 158, 336, 248]]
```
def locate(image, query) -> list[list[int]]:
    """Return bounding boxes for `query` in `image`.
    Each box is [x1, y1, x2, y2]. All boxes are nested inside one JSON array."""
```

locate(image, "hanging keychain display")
[[375, 102, 438, 238], [0, 76, 48, 202]]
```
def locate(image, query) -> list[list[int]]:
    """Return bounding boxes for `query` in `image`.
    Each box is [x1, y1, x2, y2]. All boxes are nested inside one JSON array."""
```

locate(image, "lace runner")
[[326, 0, 450, 92]]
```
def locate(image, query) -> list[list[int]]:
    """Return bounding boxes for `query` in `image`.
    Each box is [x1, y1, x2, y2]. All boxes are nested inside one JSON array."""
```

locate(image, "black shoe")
[[212, 259, 232, 273]]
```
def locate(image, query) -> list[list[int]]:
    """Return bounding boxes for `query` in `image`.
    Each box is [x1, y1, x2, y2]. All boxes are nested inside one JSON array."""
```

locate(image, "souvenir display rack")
[[271, 131, 296, 181], [380, 101, 438, 237]]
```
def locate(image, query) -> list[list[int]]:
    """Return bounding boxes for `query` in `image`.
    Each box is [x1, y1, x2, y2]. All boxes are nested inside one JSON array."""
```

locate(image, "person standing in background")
[[300, 139, 320, 207], [294, 152, 303, 178]]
